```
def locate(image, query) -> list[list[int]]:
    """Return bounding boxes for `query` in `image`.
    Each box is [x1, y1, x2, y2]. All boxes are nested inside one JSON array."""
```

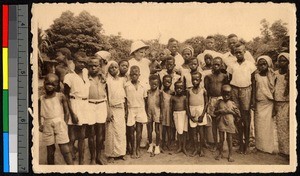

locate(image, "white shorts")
[[189, 105, 207, 127], [173, 111, 188, 134], [68, 99, 89, 125], [127, 107, 148, 126], [88, 99, 107, 125]]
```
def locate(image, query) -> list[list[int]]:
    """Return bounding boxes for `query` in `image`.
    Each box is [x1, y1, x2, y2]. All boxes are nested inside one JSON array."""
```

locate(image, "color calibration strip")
[[2, 4, 10, 173]]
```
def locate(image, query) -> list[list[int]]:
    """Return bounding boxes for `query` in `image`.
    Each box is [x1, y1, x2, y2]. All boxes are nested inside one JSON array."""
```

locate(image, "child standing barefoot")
[[171, 79, 189, 156], [161, 75, 173, 151], [39, 73, 73, 165], [215, 85, 241, 162], [125, 66, 148, 159], [147, 75, 162, 156], [274, 52, 290, 157], [187, 72, 208, 157]]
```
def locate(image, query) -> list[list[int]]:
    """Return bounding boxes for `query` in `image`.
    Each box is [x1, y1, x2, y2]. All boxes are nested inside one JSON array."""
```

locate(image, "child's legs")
[[212, 117, 218, 146], [190, 127, 197, 150], [166, 126, 171, 146], [155, 123, 160, 146], [86, 125, 95, 161], [128, 125, 135, 154], [136, 122, 143, 151], [147, 122, 153, 144], [46, 144, 56, 165], [162, 125, 166, 145], [59, 143, 73, 164], [218, 131, 225, 154], [94, 123, 105, 160], [77, 125, 87, 165], [226, 133, 233, 157], [198, 126, 205, 150], [242, 110, 251, 148], [68, 125, 76, 158]]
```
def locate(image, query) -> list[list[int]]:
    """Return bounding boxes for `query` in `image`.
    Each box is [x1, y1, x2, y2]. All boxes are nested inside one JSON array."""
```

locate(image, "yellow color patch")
[[3, 48, 8, 90]]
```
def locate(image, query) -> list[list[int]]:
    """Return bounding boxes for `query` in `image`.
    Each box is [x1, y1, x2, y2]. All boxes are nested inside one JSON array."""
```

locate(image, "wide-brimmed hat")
[[95, 51, 111, 63], [130, 40, 149, 55]]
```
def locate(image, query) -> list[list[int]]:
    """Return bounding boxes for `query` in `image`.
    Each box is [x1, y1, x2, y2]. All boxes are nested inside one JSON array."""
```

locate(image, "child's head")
[[174, 79, 184, 95], [277, 52, 289, 69], [234, 43, 246, 61], [191, 72, 202, 88], [73, 51, 88, 71], [221, 84, 232, 101], [205, 36, 215, 50], [182, 45, 194, 63], [44, 73, 59, 95], [162, 74, 172, 89], [164, 55, 176, 72], [188, 57, 199, 72], [118, 59, 129, 75], [257, 56, 272, 73], [167, 38, 179, 56], [55, 48, 71, 63], [88, 56, 101, 76], [149, 74, 160, 91], [130, 41, 149, 60], [107, 61, 119, 77], [149, 50, 159, 62], [129, 65, 140, 83], [204, 54, 213, 66], [212, 57, 222, 73]]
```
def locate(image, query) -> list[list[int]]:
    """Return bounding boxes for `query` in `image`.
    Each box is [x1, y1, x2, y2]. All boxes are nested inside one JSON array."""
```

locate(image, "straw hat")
[[95, 51, 111, 62], [130, 40, 149, 55]]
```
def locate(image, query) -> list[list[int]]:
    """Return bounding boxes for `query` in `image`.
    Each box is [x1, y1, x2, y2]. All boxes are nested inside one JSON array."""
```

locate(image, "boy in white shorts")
[[187, 72, 208, 157], [39, 73, 73, 165], [125, 66, 148, 159], [87, 56, 108, 164], [171, 79, 188, 155]]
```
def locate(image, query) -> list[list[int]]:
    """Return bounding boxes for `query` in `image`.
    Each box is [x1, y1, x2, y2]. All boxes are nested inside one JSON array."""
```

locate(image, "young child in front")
[[187, 72, 208, 157], [161, 75, 173, 151], [63, 54, 90, 165], [146, 75, 162, 156], [125, 66, 148, 159], [204, 57, 229, 150], [39, 73, 73, 165], [171, 79, 188, 155], [215, 85, 241, 162]]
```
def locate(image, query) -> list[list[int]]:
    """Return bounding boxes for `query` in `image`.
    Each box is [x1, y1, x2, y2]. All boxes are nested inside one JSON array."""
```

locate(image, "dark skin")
[[64, 59, 87, 165], [215, 88, 241, 162], [186, 74, 208, 157], [119, 61, 129, 77], [170, 82, 189, 155], [229, 45, 255, 155], [125, 68, 147, 159], [38, 74, 73, 165], [204, 58, 229, 149], [161, 76, 173, 151], [146, 79, 161, 156]]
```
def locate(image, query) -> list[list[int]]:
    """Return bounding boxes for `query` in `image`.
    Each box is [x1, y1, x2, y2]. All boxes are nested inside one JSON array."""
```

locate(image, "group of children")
[[39, 35, 290, 165]]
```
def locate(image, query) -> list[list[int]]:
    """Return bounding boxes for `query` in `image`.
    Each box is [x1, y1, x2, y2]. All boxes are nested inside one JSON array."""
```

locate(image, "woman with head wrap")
[[104, 60, 127, 162], [253, 55, 278, 154], [274, 52, 290, 157]]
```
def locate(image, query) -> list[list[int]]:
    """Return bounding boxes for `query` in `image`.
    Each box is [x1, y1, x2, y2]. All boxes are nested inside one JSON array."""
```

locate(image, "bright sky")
[[32, 2, 294, 44]]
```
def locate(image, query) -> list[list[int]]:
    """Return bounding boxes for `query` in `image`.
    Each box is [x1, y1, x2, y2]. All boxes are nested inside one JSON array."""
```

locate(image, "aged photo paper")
[[31, 2, 297, 173]]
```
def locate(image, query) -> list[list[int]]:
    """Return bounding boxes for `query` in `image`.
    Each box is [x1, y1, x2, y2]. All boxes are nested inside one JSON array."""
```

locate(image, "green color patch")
[[3, 90, 9, 132]]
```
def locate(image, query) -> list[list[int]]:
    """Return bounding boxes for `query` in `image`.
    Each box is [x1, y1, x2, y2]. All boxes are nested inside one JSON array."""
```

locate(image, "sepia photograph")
[[31, 2, 297, 173]]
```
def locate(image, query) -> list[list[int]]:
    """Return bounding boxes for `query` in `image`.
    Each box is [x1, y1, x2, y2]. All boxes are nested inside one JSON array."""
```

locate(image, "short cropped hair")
[[164, 55, 175, 63], [118, 59, 129, 66], [168, 38, 178, 45], [130, 65, 140, 72], [57, 48, 71, 60], [191, 71, 202, 79], [227, 34, 238, 39], [206, 35, 215, 40]]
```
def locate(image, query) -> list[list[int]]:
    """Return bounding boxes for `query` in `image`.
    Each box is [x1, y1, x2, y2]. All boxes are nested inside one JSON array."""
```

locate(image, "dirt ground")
[[38, 130, 289, 166]]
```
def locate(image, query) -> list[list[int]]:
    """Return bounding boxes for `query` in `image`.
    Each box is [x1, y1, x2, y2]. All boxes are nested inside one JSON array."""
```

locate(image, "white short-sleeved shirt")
[[223, 51, 255, 67], [125, 81, 147, 108], [106, 75, 126, 106], [197, 50, 223, 68], [174, 53, 184, 70], [64, 72, 90, 98], [128, 58, 151, 89], [227, 60, 257, 87]]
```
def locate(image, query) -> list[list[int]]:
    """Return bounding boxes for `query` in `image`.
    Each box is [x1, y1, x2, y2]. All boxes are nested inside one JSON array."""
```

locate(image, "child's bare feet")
[[96, 159, 104, 165], [130, 154, 137, 159], [228, 157, 235, 162], [150, 152, 155, 157], [189, 150, 198, 157], [175, 146, 182, 154], [244, 147, 250, 155], [182, 148, 188, 156], [136, 150, 141, 158], [215, 154, 223, 160], [107, 157, 114, 163], [199, 150, 205, 157], [90, 159, 96, 165]]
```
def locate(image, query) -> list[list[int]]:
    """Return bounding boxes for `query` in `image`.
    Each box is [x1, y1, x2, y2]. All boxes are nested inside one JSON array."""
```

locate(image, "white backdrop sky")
[[32, 2, 293, 44]]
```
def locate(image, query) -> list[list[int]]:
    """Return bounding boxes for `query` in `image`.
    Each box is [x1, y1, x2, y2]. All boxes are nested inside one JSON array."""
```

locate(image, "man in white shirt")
[[223, 34, 255, 67], [167, 38, 184, 71], [227, 43, 257, 155]]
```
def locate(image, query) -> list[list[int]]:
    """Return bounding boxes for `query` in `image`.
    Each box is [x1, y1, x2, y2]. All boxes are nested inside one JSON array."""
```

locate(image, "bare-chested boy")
[[171, 79, 189, 155], [204, 57, 229, 150]]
